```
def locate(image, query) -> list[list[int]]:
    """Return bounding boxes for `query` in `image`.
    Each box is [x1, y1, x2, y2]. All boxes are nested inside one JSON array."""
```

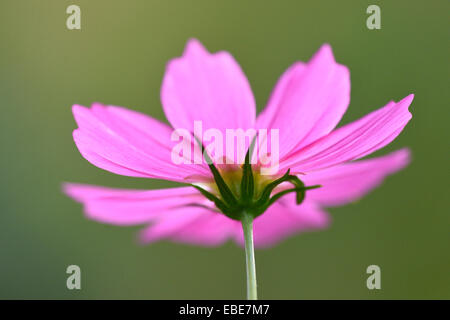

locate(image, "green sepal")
[[285, 175, 306, 204], [240, 135, 257, 203], [191, 185, 230, 213], [191, 184, 243, 220], [256, 169, 309, 206], [265, 185, 321, 208], [193, 136, 238, 206], [255, 169, 292, 206], [252, 184, 321, 218]]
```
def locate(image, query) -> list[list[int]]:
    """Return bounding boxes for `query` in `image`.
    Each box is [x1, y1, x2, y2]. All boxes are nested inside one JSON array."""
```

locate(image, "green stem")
[[241, 211, 257, 300]]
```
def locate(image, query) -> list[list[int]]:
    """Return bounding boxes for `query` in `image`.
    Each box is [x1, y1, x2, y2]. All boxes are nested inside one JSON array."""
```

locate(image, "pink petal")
[[234, 200, 330, 248], [256, 44, 350, 158], [140, 209, 239, 246], [161, 39, 256, 133], [72, 103, 210, 182], [281, 94, 414, 173], [302, 149, 411, 206], [63, 183, 206, 226]]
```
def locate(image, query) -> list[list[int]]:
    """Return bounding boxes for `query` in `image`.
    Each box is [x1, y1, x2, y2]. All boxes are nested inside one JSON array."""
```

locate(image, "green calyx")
[[191, 136, 321, 221]]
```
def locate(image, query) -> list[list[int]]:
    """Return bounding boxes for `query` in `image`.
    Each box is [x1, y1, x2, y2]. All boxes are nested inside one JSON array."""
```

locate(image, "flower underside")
[[191, 137, 321, 221]]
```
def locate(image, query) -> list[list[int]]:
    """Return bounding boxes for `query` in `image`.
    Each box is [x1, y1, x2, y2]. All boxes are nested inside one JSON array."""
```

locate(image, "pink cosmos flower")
[[64, 39, 413, 248]]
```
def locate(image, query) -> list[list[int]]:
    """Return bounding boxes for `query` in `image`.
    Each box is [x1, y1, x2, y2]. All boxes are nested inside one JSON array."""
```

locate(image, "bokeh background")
[[0, 0, 448, 299]]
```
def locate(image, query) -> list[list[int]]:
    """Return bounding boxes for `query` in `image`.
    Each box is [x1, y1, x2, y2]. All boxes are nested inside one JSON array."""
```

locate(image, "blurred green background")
[[0, 0, 448, 299]]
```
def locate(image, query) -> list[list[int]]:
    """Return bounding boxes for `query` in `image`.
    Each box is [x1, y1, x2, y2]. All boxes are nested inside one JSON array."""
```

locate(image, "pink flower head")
[[64, 39, 413, 247]]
